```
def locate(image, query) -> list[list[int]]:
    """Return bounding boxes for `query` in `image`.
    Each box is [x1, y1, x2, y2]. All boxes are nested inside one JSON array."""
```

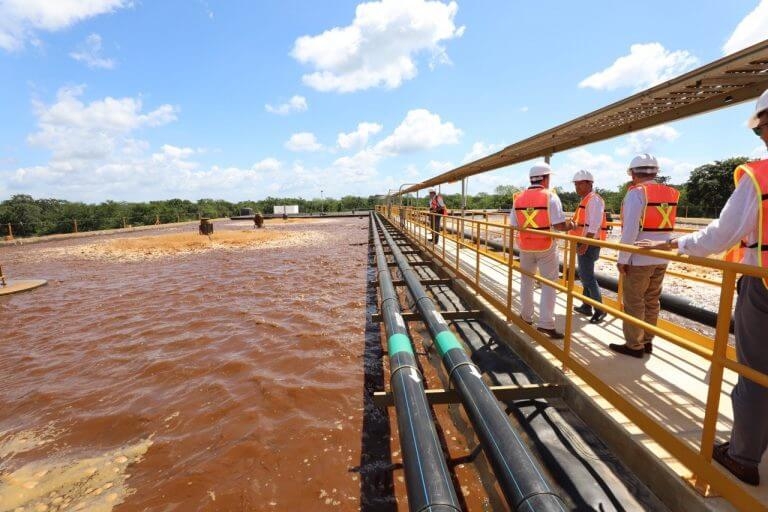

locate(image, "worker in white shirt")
[[569, 170, 608, 324], [637, 88, 768, 486], [428, 189, 446, 244], [510, 163, 575, 339], [611, 154, 679, 358]]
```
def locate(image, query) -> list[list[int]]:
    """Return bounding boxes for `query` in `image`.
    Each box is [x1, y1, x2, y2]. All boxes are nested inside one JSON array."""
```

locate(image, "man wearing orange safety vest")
[[510, 163, 575, 339], [638, 89, 768, 486], [428, 189, 446, 244], [611, 153, 679, 359], [570, 170, 608, 324]]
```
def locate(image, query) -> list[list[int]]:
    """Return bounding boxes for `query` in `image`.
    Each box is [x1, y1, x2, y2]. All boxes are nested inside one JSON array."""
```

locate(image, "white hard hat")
[[627, 153, 659, 175], [748, 88, 768, 129], [428, 189, 436, 194], [572, 170, 594, 182], [529, 162, 552, 179]]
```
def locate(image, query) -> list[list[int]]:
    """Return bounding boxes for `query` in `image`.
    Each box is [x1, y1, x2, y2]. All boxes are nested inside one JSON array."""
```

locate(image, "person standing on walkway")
[[510, 163, 574, 339], [569, 170, 608, 324], [428, 189, 446, 244], [610, 153, 679, 358], [636, 89, 768, 486]]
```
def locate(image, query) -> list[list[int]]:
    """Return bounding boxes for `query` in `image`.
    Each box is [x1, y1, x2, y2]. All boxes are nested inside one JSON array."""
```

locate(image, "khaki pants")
[[622, 264, 667, 349]]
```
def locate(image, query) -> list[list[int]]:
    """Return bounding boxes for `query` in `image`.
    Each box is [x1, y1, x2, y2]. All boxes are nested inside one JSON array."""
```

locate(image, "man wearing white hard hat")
[[428, 189, 446, 244], [636, 88, 768, 485], [610, 153, 679, 359], [510, 162, 575, 339], [569, 170, 608, 324]]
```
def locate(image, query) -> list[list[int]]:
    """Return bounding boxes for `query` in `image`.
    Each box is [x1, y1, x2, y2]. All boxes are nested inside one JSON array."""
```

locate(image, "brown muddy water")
[[0, 217, 387, 511]]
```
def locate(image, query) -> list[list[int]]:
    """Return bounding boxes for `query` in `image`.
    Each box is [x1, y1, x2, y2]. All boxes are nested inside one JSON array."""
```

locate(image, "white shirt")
[[677, 178, 759, 266], [582, 191, 605, 237], [618, 182, 671, 266], [509, 186, 567, 227]]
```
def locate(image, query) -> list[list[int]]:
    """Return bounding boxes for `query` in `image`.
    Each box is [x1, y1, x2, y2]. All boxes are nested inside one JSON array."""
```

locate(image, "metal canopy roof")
[[400, 39, 768, 195]]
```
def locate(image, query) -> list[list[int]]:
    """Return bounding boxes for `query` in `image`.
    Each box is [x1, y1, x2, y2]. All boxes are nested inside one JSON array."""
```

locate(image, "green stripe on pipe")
[[388, 333, 414, 357], [435, 330, 463, 357]]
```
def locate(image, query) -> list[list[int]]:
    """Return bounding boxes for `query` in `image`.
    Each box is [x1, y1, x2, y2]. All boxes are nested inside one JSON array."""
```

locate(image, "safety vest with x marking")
[[734, 159, 768, 289], [624, 182, 679, 233], [513, 186, 554, 251]]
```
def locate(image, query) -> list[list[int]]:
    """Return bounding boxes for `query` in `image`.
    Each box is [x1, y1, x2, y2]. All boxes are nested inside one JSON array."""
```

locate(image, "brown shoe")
[[537, 327, 564, 339], [644, 342, 653, 354], [608, 343, 644, 358], [712, 442, 759, 486]]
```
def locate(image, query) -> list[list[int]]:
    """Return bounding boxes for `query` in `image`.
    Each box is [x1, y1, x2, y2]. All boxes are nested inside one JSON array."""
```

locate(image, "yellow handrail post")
[[562, 239, 578, 372], [455, 219, 460, 273], [690, 268, 737, 495], [122, 217, 127, 229], [475, 221, 481, 288], [73, 219, 78, 233], [506, 224, 514, 321]]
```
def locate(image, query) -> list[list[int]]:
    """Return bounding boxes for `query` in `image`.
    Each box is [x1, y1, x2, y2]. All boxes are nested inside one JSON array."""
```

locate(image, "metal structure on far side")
[[399, 39, 768, 195]]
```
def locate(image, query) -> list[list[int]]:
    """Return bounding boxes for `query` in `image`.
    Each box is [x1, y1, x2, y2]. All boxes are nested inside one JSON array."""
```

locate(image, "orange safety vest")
[[623, 182, 679, 232], [513, 186, 553, 251], [569, 191, 608, 241], [734, 159, 768, 289], [430, 194, 446, 214]]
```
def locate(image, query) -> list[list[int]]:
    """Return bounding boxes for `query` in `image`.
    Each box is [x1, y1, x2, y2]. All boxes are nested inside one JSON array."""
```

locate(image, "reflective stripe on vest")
[[630, 183, 679, 232], [734, 159, 768, 289], [569, 191, 608, 241], [514, 187, 553, 251]]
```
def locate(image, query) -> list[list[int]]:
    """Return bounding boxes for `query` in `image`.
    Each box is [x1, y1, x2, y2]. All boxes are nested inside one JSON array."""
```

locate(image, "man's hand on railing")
[[635, 238, 679, 250]]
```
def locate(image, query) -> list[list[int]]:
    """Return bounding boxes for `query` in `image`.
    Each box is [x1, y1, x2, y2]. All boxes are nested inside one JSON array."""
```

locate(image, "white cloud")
[[337, 122, 382, 150], [291, 0, 465, 93], [69, 33, 115, 69], [375, 109, 461, 155], [0, 0, 130, 52], [426, 160, 452, 173], [27, 85, 177, 162], [723, 0, 768, 55], [615, 125, 680, 157], [252, 157, 282, 172], [579, 43, 698, 91], [285, 132, 323, 152], [519, 106, 529, 113], [265, 95, 308, 115], [462, 141, 502, 163]]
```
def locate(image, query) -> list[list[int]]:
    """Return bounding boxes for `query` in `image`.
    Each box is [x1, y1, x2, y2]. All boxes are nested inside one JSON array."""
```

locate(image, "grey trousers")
[[729, 276, 768, 466]]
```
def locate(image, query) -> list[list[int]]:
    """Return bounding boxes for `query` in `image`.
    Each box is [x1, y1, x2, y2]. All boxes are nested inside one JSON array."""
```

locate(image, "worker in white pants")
[[511, 162, 574, 339]]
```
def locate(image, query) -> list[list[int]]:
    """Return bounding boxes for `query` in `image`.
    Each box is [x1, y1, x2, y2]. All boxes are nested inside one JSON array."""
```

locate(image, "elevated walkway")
[[386, 211, 767, 512]]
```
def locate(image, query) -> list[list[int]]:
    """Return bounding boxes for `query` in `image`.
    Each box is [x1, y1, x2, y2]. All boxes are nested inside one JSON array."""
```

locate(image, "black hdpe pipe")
[[371, 215, 462, 512], [445, 223, 729, 331], [375, 213, 566, 512]]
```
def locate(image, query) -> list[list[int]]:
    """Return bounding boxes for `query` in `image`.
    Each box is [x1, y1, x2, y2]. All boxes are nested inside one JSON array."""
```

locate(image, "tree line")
[[0, 157, 748, 238]]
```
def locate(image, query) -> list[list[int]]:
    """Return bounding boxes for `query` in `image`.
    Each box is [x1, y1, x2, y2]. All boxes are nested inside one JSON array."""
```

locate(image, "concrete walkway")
[[410, 225, 766, 511]]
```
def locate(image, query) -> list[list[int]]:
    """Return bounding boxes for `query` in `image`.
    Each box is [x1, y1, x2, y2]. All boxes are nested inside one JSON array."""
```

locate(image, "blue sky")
[[1, 0, 767, 203]]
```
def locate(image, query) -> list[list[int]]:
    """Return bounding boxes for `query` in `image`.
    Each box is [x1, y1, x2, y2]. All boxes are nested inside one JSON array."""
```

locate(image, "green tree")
[[686, 157, 749, 217]]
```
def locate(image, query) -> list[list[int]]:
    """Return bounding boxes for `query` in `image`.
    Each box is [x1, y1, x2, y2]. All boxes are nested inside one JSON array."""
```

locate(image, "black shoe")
[[713, 442, 759, 486], [537, 327, 564, 339], [574, 304, 592, 316], [644, 342, 653, 354], [608, 343, 644, 358], [589, 311, 607, 324]]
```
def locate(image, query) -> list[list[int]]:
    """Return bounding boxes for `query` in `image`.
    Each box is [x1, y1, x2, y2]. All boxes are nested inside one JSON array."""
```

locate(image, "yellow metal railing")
[[376, 205, 768, 512]]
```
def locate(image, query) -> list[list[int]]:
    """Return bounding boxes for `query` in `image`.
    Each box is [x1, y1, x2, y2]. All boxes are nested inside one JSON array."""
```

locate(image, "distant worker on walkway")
[[569, 170, 608, 324], [428, 189, 446, 244], [510, 163, 575, 339], [253, 212, 264, 229], [611, 154, 678, 358], [637, 89, 768, 486]]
